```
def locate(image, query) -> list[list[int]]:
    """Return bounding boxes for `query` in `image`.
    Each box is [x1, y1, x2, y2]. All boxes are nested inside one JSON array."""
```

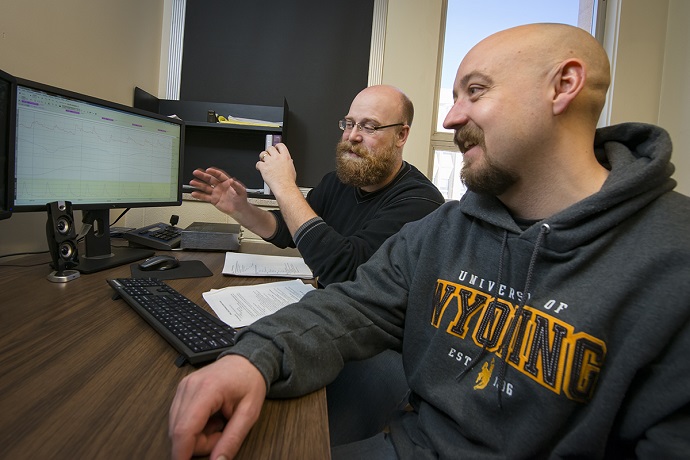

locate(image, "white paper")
[[203, 279, 315, 327], [222, 252, 313, 279], [220, 115, 282, 128]]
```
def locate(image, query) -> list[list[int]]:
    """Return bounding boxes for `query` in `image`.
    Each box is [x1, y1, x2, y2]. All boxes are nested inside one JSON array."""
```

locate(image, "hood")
[[461, 122, 677, 252]]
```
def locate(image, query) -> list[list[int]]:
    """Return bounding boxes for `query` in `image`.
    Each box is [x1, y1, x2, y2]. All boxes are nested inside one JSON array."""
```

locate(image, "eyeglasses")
[[338, 119, 405, 135]]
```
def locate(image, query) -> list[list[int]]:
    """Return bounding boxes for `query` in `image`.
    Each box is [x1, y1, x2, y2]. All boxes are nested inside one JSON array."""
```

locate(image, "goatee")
[[454, 125, 517, 196]]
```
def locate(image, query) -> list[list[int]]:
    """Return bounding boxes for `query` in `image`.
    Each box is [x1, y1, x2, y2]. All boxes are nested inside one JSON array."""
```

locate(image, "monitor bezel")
[[0, 68, 16, 221], [11, 77, 185, 213]]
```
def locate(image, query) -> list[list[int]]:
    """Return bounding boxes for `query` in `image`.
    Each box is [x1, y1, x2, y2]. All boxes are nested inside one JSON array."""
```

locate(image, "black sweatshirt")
[[266, 161, 445, 286]]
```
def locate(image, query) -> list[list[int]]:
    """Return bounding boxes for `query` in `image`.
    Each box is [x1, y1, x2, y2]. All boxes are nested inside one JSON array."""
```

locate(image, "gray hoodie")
[[228, 123, 690, 458]]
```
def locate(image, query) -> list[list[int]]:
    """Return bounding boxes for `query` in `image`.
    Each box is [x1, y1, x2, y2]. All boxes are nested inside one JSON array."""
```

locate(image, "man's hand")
[[257, 143, 318, 236], [189, 166, 278, 239], [190, 167, 252, 216], [169, 354, 267, 460], [256, 143, 298, 196]]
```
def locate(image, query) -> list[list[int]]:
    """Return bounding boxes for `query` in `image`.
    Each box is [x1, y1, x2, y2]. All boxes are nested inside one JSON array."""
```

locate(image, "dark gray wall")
[[180, 1, 374, 188]]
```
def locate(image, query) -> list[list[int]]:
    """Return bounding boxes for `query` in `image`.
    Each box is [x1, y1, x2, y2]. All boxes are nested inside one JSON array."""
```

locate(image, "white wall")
[[0, 0, 165, 254], [607, 0, 669, 126], [659, 0, 690, 196], [604, 0, 689, 195], [0, 0, 164, 106], [380, 0, 444, 176]]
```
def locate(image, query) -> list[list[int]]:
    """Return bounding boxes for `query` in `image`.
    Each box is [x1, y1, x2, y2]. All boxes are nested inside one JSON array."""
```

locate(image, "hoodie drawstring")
[[455, 229, 509, 382], [495, 223, 550, 407], [455, 223, 551, 409]]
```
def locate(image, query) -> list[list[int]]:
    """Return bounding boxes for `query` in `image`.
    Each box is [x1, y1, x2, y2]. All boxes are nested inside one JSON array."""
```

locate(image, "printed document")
[[203, 279, 315, 327], [222, 252, 313, 279]]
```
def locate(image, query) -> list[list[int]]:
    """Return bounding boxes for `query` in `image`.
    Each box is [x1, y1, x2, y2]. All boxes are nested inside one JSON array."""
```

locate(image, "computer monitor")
[[0, 69, 15, 221], [12, 77, 185, 273]]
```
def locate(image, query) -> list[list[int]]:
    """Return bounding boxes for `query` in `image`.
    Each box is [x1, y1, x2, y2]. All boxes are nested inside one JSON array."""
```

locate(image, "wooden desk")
[[0, 248, 330, 459]]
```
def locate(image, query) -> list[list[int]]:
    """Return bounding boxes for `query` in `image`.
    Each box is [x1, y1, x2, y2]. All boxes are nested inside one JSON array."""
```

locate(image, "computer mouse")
[[138, 255, 180, 271]]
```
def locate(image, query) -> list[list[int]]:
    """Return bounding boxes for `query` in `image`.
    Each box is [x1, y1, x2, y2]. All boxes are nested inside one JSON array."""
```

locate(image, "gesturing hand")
[[190, 167, 252, 216]]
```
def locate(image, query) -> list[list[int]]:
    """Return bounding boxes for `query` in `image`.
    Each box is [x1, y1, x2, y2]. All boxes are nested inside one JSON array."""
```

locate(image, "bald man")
[[170, 24, 690, 459], [190, 85, 444, 287], [191, 85, 443, 448]]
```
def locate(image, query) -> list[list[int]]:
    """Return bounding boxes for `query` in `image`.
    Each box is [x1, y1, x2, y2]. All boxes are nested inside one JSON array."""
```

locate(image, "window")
[[431, 0, 605, 200]]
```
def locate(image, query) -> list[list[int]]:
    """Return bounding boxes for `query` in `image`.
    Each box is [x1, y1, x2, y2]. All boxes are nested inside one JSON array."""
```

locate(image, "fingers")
[[259, 148, 275, 162], [212, 398, 263, 460], [226, 177, 247, 196], [259, 143, 290, 162], [192, 167, 230, 185], [210, 360, 267, 460], [206, 167, 230, 183], [191, 167, 246, 195], [169, 355, 266, 460], [169, 376, 221, 460], [169, 372, 238, 459], [191, 169, 218, 192]]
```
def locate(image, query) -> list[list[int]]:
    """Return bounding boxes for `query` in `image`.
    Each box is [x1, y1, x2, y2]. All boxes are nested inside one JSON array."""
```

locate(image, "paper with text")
[[203, 279, 315, 327], [223, 252, 313, 279]]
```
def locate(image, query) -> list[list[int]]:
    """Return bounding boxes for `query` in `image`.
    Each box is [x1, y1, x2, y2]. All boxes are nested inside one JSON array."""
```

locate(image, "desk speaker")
[[46, 201, 80, 282]]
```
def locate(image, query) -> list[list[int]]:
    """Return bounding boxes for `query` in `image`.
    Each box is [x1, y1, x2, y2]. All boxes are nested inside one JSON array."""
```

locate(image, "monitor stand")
[[75, 209, 154, 274]]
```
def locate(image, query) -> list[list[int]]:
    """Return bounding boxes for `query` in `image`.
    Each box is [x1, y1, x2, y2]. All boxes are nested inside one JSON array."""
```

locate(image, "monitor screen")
[[0, 69, 14, 221], [12, 78, 185, 272], [13, 82, 183, 210]]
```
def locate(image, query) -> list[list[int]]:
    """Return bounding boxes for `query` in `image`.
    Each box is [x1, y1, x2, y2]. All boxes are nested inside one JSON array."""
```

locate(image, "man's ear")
[[396, 125, 411, 146], [552, 59, 586, 115]]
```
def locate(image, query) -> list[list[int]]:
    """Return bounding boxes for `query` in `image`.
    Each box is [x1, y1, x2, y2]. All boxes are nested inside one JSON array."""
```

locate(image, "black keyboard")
[[107, 277, 237, 366]]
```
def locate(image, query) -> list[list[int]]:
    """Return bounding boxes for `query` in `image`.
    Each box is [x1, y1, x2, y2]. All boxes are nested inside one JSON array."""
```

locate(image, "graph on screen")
[[14, 85, 181, 207]]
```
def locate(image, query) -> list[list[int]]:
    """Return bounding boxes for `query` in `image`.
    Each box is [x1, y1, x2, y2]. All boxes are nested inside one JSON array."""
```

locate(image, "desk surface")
[[0, 245, 330, 459]]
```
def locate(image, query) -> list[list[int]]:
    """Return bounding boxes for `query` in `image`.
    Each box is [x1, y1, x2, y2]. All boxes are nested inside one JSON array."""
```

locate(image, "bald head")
[[354, 85, 414, 127], [471, 23, 610, 124]]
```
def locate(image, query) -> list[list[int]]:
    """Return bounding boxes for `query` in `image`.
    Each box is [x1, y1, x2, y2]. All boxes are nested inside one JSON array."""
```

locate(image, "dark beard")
[[461, 159, 517, 196], [454, 125, 517, 196], [335, 140, 398, 188]]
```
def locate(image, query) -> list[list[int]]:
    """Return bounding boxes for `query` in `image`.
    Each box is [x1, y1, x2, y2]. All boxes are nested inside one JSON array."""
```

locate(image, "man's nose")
[[347, 126, 363, 142], [443, 100, 469, 130]]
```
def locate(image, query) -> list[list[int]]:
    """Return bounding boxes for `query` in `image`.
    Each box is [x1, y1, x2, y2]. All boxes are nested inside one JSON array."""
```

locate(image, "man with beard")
[[171, 23, 690, 459], [190, 85, 445, 446], [190, 84, 444, 288]]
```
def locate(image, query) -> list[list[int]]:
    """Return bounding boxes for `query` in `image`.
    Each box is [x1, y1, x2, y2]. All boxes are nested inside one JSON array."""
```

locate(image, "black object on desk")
[[180, 222, 241, 251], [130, 259, 212, 280], [138, 254, 180, 271], [123, 221, 182, 250], [107, 277, 236, 366]]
